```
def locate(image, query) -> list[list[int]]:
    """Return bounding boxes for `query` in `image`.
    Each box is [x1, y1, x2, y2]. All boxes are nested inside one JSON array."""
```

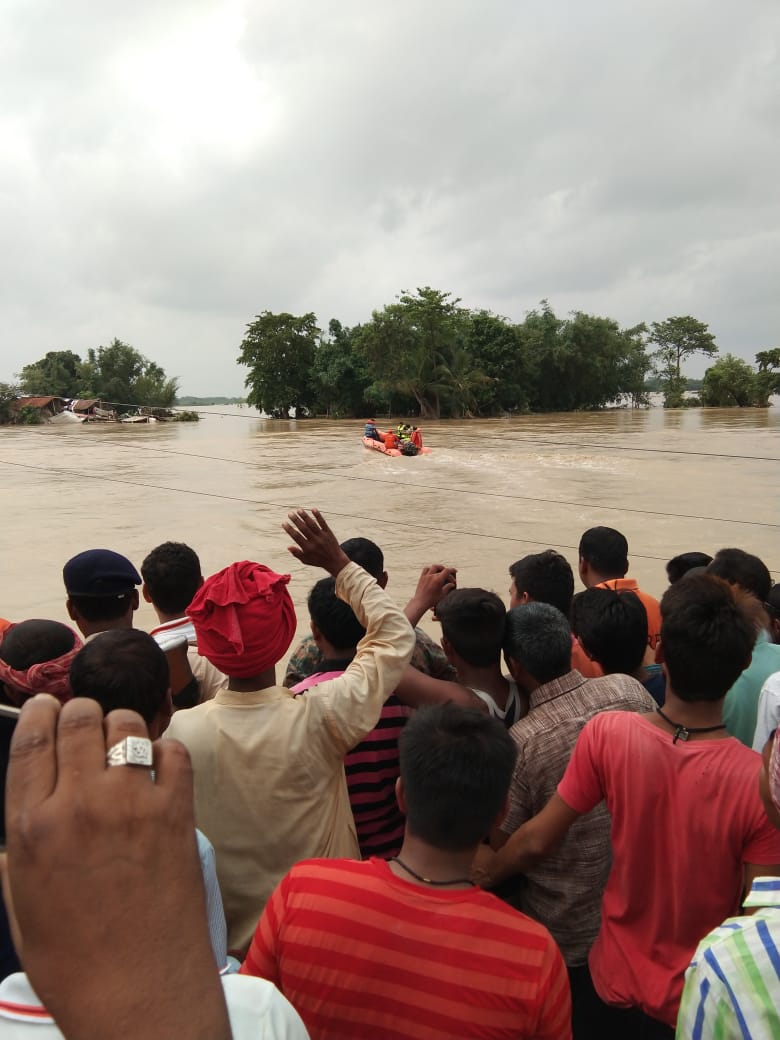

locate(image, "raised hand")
[[405, 564, 458, 626], [282, 508, 350, 576]]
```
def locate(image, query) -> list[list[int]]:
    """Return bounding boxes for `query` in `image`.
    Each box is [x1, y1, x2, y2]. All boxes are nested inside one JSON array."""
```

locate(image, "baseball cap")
[[63, 549, 141, 598]]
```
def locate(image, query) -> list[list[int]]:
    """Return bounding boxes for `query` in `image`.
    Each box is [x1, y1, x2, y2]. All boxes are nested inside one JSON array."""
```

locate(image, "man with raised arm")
[[166, 509, 416, 954], [473, 575, 780, 1036]]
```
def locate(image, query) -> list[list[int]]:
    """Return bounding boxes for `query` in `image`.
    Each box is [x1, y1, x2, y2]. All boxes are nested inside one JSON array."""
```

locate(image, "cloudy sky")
[[2, 0, 778, 395]]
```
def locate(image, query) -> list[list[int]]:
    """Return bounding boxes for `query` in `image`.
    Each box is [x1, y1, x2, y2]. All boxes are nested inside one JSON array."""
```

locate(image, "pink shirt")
[[557, 711, 780, 1026]]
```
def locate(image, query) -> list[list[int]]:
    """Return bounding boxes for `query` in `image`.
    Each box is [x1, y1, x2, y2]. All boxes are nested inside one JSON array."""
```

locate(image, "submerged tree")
[[238, 312, 319, 418], [81, 339, 178, 408], [355, 288, 467, 419], [17, 350, 85, 398], [649, 316, 718, 407]]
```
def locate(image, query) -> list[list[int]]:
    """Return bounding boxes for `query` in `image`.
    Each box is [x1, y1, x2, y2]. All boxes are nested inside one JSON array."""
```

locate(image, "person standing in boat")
[[364, 419, 381, 441]]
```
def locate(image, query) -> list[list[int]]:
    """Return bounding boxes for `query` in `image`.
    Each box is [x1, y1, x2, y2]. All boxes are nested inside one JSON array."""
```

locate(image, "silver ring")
[[106, 736, 153, 768]]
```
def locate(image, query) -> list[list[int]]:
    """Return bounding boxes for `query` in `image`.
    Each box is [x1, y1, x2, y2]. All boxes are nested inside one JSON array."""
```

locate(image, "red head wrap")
[[187, 561, 296, 678], [0, 625, 83, 706]]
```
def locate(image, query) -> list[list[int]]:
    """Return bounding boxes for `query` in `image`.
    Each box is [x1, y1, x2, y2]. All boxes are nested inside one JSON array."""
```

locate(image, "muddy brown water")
[[1, 404, 778, 670]]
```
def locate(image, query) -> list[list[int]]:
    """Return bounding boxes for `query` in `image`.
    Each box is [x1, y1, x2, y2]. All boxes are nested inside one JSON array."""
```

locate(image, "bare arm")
[[404, 564, 457, 627], [393, 665, 488, 713], [472, 794, 581, 888]]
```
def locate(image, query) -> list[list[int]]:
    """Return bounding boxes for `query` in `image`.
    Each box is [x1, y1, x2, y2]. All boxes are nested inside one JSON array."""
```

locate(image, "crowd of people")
[[0, 510, 779, 1039]]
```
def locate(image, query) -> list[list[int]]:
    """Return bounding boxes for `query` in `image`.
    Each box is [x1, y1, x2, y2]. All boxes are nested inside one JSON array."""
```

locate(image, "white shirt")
[[0, 973, 309, 1038], [752, 669, 780, 751]]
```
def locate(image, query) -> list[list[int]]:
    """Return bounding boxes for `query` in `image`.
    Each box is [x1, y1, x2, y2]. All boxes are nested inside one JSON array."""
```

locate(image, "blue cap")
[[63, 549, 141, 598]]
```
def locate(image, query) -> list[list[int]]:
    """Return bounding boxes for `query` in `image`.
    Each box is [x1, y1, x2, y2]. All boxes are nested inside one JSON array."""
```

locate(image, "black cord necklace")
[[391, 856, 474, 887], [656, 708, 727, 745]]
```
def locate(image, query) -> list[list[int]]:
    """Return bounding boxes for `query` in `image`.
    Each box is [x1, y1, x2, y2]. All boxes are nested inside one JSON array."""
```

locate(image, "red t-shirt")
[[557, 712, 780, 1025], [241, 856, 571, 1040]]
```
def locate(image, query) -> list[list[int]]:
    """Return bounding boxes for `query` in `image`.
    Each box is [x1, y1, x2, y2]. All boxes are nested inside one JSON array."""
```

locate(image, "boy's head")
[[578, 527, 629, 585], [571, 588, 647, 675], [434, 588, 506, 668], [666, 551, 713, 584], [659, 574, 754, 702], [340, 537, 387, 588], [508, 550, 574, 616], [0, 620, 82, 705], [141, 542, 203, 617], [707, 548, 772, 603], [307, 576, 366, 654], [69, 629, 171, 737], [398, 703, 516, 851], [503, 602, 572, 687]]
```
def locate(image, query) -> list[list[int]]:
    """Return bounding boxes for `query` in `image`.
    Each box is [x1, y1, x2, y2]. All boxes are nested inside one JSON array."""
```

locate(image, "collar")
[[215, 685, 293, 706], [744, 878, 780, 909], [595, 577, 638, 592], [0, 974, 52, 1023], [529, 670, 587, 710]]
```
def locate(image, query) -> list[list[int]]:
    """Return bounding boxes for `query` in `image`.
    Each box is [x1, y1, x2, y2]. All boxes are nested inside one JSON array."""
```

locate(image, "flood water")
[[1, 404, 778, 666]]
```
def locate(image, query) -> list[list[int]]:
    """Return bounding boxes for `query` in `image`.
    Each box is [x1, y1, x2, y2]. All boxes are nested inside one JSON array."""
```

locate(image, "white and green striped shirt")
[[676, 878, 780, 1039]]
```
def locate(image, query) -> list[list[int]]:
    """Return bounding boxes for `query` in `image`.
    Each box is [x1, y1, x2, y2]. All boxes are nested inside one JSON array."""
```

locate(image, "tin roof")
[[11, 396, 66, 410], [71, 399, 99, 411]]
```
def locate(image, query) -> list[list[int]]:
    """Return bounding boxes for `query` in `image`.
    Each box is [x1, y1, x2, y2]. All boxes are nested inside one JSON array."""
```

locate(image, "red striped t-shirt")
[[241, 857, 571, 1040]]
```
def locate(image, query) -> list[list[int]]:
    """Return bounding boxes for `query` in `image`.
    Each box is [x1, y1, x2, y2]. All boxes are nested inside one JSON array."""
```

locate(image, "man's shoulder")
[[585, 672, 655, 706]]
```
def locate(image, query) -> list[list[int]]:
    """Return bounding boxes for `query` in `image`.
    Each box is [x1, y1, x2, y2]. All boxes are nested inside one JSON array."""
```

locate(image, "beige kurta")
[[166, 562, 415, 953]]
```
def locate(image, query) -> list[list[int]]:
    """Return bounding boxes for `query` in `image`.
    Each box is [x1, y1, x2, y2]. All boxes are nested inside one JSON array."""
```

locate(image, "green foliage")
[[81, 339, 178, 408], [18, 405, 43, 425], [754, 349, 780, 407], [237, 312, 319, 418], [355, 288, 468, 419], [0, 383, 20, 424], [309, 320, 375, 417], [172, 410, 200, 422], [701, 352, 780, 408], [649, 316, 718, 407], [18, 350, 85, 398]]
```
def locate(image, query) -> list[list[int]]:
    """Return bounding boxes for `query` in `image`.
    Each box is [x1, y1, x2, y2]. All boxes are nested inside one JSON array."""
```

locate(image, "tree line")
[[7, 339, 178, 410], [237, 289, 779, 418]]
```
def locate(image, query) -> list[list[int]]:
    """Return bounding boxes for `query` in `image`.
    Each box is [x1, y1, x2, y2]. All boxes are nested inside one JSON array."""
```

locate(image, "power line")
[[1, 456, 778, 575], [55, 435, 780, 531]]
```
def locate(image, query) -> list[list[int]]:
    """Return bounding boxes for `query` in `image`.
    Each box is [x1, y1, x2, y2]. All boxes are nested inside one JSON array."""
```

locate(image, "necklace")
[[656, 707, 727, 745], [391, 856, 474, 887]]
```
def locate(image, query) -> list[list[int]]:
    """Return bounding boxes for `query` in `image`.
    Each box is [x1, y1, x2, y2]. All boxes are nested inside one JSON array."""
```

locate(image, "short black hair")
[[66, 593, 134, 623], [340, 537, 384, 581], [660, 575, 754, 702], [0, 620, 76, 669], [504, 602, 572, 684], [399, 703, 516, 851], [571, 589, 647, 675], [579, 527, 629, 578], [509, 550, 574, 615], [307, 576, 366, 650], [434, 589, 506, 668], [708, 548, 772, 603], [666, 552, 713, 584], [141, 542, 203, 616], [69, 630, 169, 724]]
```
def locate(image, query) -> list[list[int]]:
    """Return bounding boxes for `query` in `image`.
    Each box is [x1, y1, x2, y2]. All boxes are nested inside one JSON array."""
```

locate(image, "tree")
[[754, 349, 780, 407], [80, 339, 178, 408], [701, 355, 759, 407], [355, 288, 468, 419], [465, 311, 529, 414], [17, 350, 85, 398], [0, 383, 19, 424], [237, 312, 319, 418], [649, 316, 718, 408], [310, 320, 374, 418]]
